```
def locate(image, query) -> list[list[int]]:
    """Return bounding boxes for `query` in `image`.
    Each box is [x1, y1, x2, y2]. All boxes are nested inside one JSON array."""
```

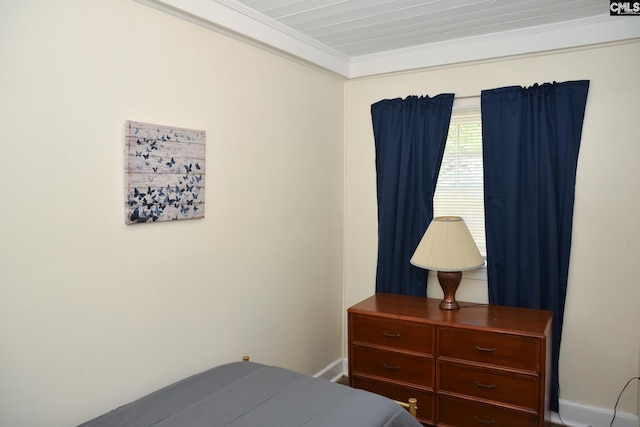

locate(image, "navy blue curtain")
[[481, 81, 589, 412], [372, 94, 454, 296]]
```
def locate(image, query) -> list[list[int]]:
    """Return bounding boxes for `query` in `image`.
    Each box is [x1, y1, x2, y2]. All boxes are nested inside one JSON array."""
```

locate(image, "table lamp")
[[410, 216, 484, 309]]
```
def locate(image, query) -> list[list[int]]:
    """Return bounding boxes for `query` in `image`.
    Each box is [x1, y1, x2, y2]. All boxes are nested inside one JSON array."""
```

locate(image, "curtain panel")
[[371, 94, 454, 296], [481, 81, 590, 412]]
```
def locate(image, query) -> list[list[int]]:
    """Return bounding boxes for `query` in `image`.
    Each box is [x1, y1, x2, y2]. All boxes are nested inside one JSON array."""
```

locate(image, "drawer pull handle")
[[383, 363, 400, 371], [474, 416, 495, 425], [475, 345, 496, 353], [382, 332, 401, 338], [474, 381, 496, 389]]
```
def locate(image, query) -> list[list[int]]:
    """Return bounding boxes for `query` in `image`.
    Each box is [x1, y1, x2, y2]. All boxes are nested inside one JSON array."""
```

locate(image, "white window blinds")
[[434, 109, 486, 256]]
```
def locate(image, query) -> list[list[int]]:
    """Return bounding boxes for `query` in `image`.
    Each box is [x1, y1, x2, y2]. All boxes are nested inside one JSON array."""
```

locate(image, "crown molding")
[[348, 15, 640, 78], [135, 0, 350, 76], [137, 0, 640, 79]]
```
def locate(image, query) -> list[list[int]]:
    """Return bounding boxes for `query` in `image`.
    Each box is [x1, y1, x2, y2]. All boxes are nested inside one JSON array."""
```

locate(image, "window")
[[434, 108, 486, 257]]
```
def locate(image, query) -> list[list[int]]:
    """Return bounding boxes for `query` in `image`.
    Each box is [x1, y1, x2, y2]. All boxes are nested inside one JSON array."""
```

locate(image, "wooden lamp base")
[[437, 271, 462, 310]]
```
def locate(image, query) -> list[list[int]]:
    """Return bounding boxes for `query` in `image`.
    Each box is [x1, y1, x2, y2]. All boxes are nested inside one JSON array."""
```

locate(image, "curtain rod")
[[455, 94, 480, 100]]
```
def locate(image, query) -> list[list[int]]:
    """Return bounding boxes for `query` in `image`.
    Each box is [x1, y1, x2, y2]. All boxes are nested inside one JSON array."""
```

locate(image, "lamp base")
[[437, 271, 462, 310]]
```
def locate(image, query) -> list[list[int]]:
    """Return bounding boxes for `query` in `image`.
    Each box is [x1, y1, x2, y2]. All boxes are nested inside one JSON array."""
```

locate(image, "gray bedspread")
[[79, 361, 422, 427]]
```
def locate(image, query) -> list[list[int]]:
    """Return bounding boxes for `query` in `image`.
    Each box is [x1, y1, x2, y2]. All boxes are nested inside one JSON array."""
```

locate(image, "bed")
[[78, 359, 422, 427]]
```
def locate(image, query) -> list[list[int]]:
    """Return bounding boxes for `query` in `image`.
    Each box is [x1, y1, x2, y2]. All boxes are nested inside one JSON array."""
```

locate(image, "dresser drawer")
[[351, 314, 434, 354], [352, 376, 434, 424], [438, 395, 538, 427], [438, 327, 540, 372], [438, 361, 539, 411], [352, 345, 434, 388]]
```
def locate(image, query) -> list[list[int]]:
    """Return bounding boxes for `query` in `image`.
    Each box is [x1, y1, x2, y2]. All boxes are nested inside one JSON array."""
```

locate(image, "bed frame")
[[242, 356, 418, 419], [394, 397, 418, 418]]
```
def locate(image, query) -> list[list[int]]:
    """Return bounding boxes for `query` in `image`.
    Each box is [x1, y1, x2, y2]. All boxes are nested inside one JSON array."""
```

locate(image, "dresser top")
[[348, 293, 552, 337]]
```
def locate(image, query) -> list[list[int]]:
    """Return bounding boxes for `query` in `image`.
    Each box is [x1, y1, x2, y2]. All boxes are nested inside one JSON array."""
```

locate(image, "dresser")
[[347, 293, 552, 427]]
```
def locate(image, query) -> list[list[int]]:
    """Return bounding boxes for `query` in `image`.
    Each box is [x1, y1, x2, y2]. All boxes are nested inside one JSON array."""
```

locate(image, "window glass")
[[434, 109, 486, 256]]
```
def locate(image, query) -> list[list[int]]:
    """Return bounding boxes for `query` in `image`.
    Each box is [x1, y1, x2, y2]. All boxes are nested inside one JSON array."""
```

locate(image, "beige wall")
[[344, 41, 640, 417], [2, 0, 639, 425], [0, 1, 344, 426]]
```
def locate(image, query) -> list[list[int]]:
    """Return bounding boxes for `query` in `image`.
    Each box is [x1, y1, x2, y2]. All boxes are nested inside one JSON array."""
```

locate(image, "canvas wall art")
[[125, 121, 205, 224]]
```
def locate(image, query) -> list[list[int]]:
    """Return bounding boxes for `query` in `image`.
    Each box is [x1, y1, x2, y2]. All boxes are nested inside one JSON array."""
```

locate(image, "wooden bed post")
[[407, 398, 417, 418], [394, 398, 418, 418]]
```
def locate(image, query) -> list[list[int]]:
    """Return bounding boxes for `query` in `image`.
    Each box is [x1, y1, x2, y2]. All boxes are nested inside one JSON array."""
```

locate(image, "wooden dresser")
[[347, 293, 552, 427]]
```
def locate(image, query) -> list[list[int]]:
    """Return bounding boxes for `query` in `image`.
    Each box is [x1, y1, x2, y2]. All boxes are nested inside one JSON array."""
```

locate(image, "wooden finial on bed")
[[242, 355, 250, 362], [407, 398, 418, 418], [395, 398, 418, 419]]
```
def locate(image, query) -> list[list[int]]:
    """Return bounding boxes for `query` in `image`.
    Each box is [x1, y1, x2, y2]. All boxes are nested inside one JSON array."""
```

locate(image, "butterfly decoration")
[[126, 121, 205, 224]]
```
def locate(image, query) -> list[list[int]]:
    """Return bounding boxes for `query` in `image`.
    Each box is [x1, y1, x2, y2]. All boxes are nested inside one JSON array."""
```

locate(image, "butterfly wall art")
[[125, 121, 205, 224]]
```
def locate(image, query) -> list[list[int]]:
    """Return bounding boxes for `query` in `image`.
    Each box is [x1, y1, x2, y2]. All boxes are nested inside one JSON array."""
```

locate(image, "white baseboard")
[[313, 357, 345, 383], [553, 399, 638, 427], [317, 358, 639, 427]]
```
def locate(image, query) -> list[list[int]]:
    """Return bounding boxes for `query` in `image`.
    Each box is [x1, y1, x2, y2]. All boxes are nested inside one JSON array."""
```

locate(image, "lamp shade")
[[410, 216, 484, 272]]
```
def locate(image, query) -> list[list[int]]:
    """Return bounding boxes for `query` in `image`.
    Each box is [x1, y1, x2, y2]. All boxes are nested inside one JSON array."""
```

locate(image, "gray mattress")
[[79, 361, 422, 427]]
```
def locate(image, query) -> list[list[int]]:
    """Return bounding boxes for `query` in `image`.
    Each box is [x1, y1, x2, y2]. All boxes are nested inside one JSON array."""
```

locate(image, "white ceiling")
[[233, 0, 606, 56], [139, 0, 640, 77]]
